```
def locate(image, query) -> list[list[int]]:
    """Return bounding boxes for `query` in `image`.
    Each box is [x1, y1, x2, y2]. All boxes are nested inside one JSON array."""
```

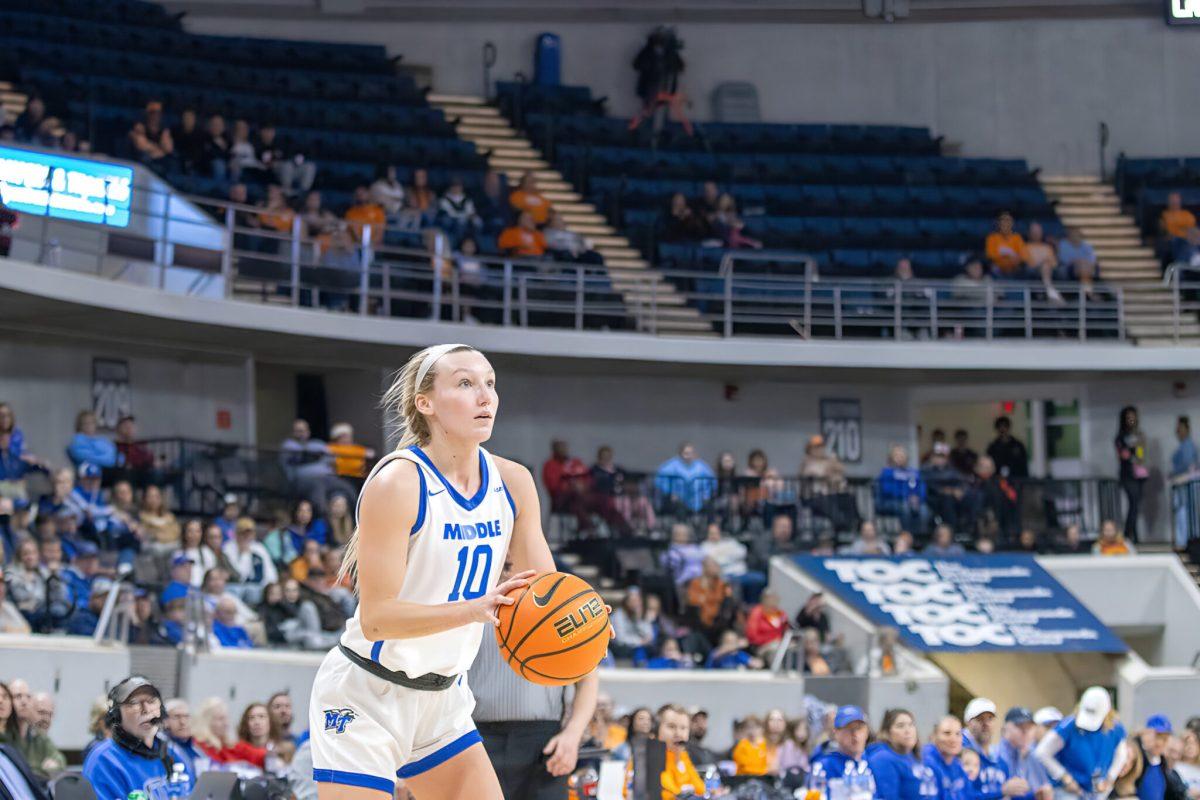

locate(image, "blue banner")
[[0, 146, 133, 227], [794, 554, 1127, 653]]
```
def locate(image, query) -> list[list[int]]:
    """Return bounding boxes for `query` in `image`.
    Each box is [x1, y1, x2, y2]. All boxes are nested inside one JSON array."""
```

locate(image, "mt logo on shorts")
[[323, 707, 357, 734]]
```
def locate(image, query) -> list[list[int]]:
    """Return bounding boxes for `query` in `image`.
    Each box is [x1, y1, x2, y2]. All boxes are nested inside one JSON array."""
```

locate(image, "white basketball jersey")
[[340, 444, 515, 677]]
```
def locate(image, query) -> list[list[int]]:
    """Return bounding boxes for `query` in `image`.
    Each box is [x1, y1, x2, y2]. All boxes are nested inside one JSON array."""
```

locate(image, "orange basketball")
[[495, 571, 611, 686]]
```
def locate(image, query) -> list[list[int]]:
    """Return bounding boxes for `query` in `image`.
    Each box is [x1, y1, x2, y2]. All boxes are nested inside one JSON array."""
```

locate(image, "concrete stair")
[[430, 93, 714, 336], [1042, 175, 1197, 344]]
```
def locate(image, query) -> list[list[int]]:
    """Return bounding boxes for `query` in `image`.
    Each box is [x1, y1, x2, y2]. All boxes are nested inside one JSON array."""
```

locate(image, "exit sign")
[[1167, 0, 1200, 24]]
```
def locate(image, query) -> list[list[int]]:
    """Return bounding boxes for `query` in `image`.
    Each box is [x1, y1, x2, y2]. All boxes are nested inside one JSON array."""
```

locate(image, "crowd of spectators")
[[0, 402, 373, 651], [3, 671, 1200, 800], [584, 687, 1200, 799]]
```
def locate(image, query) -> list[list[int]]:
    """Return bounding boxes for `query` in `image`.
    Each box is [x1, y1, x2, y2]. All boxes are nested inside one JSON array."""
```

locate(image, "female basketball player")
[[310, 343, 559, 800]]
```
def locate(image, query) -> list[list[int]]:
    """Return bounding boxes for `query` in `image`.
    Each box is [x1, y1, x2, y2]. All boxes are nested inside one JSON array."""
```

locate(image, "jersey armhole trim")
[[501, 479, 517, 517], [412, 465, 427, 535]]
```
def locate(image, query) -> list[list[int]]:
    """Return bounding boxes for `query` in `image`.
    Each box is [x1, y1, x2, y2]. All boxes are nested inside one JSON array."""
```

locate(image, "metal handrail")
[[7, 178, 1200, 341]]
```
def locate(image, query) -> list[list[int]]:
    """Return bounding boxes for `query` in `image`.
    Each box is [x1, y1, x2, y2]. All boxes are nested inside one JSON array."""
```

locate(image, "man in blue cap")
[[63, 541, 102, 609], [992, 707, 1051, 800], [1132, 714, 1188, 800], [810, 706, 877, 797]]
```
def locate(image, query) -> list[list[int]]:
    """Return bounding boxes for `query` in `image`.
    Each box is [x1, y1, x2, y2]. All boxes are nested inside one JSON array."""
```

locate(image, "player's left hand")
[[543, 729, 581, 776]]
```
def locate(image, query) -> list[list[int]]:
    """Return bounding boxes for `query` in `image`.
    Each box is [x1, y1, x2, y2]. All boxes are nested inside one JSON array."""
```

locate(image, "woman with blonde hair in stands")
[[194, 696, 266, 768], [775, 716, 812, 775], [763, 708, 794, 775], [139, 484, 180, 553], [1093, 518, 1137, 556]]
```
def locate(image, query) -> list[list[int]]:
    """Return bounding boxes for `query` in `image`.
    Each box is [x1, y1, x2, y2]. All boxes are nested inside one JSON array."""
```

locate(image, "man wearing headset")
[[82, 677, 195, 800]]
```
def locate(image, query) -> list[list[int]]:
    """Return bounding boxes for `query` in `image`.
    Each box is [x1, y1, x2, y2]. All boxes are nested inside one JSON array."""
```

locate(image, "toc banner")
[[793, 554, 1126, 652]]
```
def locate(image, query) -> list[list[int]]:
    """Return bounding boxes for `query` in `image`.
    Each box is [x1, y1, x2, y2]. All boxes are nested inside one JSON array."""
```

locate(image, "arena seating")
[[0, 3, 486, 215], [1115, 154, 1200, 236], [503, 82, 1064, 280]]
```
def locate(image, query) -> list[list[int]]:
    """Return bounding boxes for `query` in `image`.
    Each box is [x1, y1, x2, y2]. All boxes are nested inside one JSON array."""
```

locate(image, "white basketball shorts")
[[309, 647, 479, 793]]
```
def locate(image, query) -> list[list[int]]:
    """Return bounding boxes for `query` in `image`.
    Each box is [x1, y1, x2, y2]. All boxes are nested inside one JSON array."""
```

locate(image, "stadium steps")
[[1042, 174, 1199, 344], [429, 93, 715, 337]]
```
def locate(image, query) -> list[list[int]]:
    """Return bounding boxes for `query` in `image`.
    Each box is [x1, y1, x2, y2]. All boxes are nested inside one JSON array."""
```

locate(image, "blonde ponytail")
[[338, 344, 477, 588]]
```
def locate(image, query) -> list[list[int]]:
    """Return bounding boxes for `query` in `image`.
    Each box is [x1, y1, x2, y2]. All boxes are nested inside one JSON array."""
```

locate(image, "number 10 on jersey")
[[447, 544, 493, 601]]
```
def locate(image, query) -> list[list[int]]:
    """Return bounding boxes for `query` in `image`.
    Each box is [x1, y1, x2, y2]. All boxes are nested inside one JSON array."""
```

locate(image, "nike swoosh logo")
[[532, 575, 568, 608], [493, 485, 503, 493], [428, 488, 446, 497]]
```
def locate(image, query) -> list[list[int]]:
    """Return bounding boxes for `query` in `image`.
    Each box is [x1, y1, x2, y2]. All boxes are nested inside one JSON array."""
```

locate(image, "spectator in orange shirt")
[[344, 185, 386, 244], [498, 211, 546, 257], [1161, 191, 1196, 241], [653, 706, 705, 800], [733, 715, 769, 776], [685, 558, 735, 644], [257, 184, 295, 235], [327, 422, 374, 481], [509, 171, 552, 225], [985, 211, 1026, 276], [406, 168, 436, 218], [1023, 221, 1065, 304]]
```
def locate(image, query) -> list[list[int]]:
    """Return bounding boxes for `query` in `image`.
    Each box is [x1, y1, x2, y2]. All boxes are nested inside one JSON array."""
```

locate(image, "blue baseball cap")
[[171, 553, 194, 567], [12, 497, 30, 511], [74, 541, 99, 558], [834, 705, 867, 729], [160, 582, 189, 605], [78, 462, 102, 479], [1005, 707, 1034, 725], [1147, 714, 1173, 734]]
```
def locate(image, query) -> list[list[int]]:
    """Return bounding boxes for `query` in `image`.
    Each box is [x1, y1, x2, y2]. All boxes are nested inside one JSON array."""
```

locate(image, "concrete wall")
[[0, 336, 252, 466], [178, 10, 1200, 173], [1041, 554, 1200, 669]]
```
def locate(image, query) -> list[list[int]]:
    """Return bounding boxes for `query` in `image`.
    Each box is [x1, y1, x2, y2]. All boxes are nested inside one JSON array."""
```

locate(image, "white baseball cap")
[[1033, 706, 1063, 726], [964, 697, 997, 723], [1075, 686, 1112, 732]]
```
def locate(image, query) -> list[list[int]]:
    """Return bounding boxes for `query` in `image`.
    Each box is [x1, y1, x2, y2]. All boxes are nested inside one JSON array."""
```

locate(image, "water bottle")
[[703, 765, 722, 797], [806, 767, 828, 800]]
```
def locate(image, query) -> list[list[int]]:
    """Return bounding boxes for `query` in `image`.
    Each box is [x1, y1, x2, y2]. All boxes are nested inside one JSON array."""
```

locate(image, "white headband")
[[415, 343, 469, 388]]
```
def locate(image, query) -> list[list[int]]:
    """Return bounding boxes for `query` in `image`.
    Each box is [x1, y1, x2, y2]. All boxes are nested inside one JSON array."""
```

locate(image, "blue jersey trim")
[[396, 729, 482, 778], [501, 480, 517, 517], [408, 446, 490, 511], [370, 640, 384, 663], [313, 769, 394, 794], [412, 466, 428, 534]]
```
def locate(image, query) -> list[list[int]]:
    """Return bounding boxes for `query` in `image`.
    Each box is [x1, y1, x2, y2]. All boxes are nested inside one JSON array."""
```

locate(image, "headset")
[[105, 675, 165, 728]]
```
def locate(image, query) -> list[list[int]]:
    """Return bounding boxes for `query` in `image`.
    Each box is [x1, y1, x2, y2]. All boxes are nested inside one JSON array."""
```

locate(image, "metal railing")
[[9, 181, 1200, 341]]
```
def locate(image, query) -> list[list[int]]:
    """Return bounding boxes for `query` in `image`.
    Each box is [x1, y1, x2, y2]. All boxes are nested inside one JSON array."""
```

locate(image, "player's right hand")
[[469, 570, 536, 625]]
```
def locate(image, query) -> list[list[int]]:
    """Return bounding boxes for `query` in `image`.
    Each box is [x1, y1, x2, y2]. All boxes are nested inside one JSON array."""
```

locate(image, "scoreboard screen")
[[0, 146, 133, 227]]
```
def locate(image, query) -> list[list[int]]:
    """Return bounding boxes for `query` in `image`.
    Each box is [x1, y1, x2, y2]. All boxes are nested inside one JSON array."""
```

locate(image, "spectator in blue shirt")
[[65, 464, 137, 564], [811, 706, 877, 797], [66, 411, 118, 469], [62, 541, 102, 609], [1129, 715, 1184, 800], [1171, 416, 1200, 550], [963, 697, 1030, 799], [66, 578, 114, 636], [924, 715, 973, 800], [211, 596, 254, 649], [655, 443, 716, 513], [162, 699, 210, 778], [646, 638, 691, 669], [1056, 227, 1099, 298], [877, 445, 931, 535], [991, 707, 1051, 800], [83, 676, 195, 800], [0, 402, 45, 485], [866, 708, 938, 799], [1034, 686, 1128, 797], [705, 630, 762, 669], [285, 499, 329, 553]]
